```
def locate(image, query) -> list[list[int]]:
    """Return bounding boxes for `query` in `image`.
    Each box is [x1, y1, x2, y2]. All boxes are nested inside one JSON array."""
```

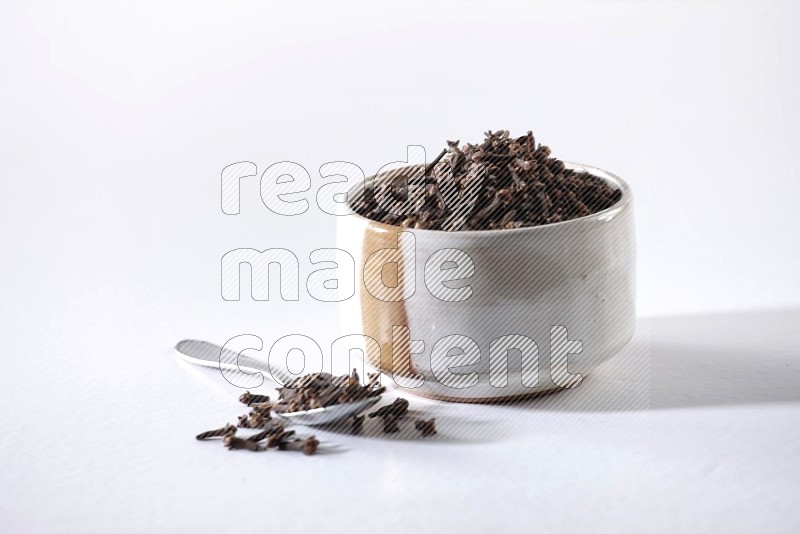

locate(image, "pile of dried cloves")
[[351, 130, 622, 231], [196, 370, 436, 454], [269, 369, 385, 413]]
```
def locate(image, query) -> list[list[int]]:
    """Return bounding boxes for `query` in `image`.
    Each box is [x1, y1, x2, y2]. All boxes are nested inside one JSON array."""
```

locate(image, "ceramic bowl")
[[337, 162, 635, 402]]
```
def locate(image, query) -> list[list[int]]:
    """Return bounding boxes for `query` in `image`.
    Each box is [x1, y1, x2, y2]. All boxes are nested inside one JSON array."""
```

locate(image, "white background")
[[1, 1, 799, 533]]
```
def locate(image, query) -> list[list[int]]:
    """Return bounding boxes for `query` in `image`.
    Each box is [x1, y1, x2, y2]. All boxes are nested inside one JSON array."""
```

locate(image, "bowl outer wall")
[[335, 162, 636, 401]]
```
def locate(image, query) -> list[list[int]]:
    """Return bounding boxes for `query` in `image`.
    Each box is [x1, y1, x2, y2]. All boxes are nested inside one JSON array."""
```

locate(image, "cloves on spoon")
[[175, 339, 382, 426]]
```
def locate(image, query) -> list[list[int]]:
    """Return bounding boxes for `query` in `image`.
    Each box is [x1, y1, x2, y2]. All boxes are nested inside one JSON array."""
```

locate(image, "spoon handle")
[[174, 339, 290, 384]]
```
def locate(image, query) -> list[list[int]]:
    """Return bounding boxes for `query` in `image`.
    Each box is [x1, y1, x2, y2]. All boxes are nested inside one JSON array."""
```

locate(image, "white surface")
[[2, 1, 800, 532]]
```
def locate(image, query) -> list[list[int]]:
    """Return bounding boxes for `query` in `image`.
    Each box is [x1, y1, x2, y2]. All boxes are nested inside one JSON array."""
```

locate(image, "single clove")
[[237, 414, 252, 428], [196, 424, 237, 441], [223, 435, 262, 451], [239, 391, 271, 406], [415, 418, 437, 437], [382, 416, 400, 434], [368, 398, 409, 420], [249, 402, 273, 417]]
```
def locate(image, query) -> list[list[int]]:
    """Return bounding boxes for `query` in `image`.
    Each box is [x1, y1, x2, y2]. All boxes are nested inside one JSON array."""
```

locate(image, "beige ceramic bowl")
[[337, 162, 635, 402]]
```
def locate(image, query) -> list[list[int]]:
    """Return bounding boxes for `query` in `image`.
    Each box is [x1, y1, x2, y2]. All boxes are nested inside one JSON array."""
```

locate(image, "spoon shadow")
[[310, 407, 506, 443]]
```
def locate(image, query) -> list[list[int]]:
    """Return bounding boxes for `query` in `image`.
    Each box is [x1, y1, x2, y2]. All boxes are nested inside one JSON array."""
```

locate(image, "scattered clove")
[[368, 398, 409, 420], [382, 416, 400, 434], [415, 418, 437, 437], [196, 424, 237, 441], [239, 391, 271, 406], [223, 435, 262, 452], [249, 402, 273, 417], [237, 411, 271, 429]]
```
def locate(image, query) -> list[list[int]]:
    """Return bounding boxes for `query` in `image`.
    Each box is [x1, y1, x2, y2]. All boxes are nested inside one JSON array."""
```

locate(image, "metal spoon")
[[174, 339, 381, 426]]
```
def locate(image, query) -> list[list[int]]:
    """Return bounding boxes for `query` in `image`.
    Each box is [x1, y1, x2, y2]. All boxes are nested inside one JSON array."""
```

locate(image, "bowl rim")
[[343, 161, 632, 236]]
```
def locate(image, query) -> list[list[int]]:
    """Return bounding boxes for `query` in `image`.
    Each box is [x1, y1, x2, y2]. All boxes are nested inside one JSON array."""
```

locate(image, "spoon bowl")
[[273, 397, 380, 426]]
